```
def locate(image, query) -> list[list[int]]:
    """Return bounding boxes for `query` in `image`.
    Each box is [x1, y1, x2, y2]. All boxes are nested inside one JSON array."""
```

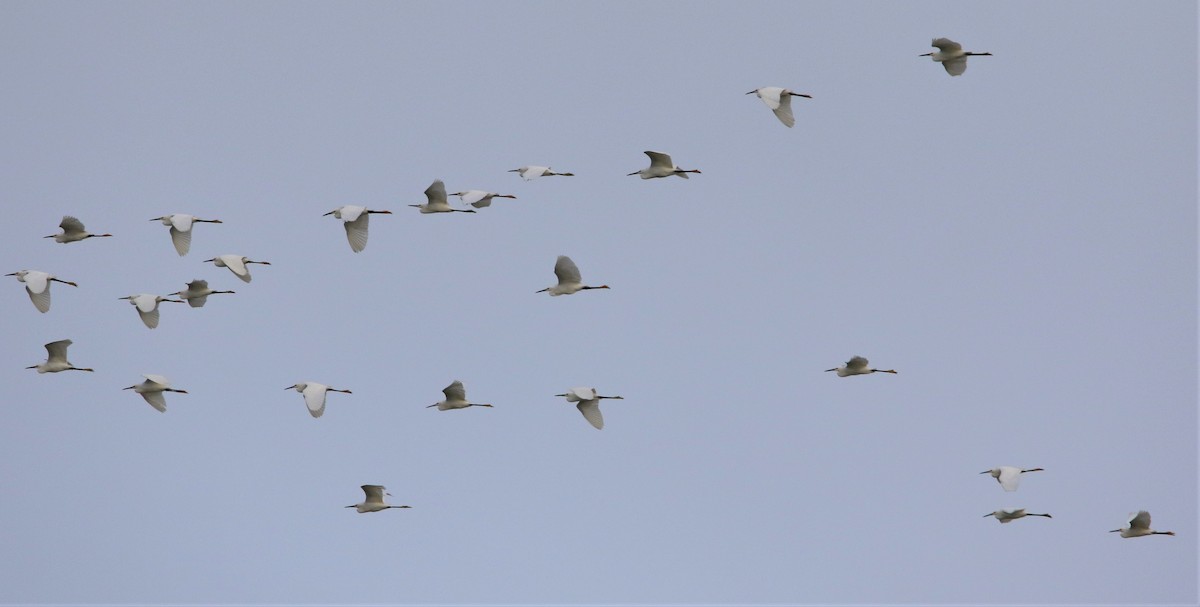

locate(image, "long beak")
[[919, 52, 932, 57], [824, 368, 836, 372], [626, 171, 639, 176], [978, 471, 990, 474]]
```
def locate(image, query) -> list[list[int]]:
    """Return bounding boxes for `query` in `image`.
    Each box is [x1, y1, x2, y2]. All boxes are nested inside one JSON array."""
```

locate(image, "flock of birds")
[[10, 38, 1177, 537]]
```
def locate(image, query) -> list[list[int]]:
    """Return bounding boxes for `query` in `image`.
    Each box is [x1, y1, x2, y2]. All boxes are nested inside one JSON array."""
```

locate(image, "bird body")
[[557, 387, 623, 430], [410, 180, 476, 214], [537, 255, 609, 296], [981, 466, 1044, 492], [324, 205, 391, 252], [1110, 510, 1174, 538], [173, 279, 234, 308], [286, 382, 351, 418], [450, 190, 517, 209], [205, 254, 270, 283], [825, 356, 897, 377], [628, 151, 701, 179], [150, 214, 222, 256], [746, 87, 812, 127], [985, 508, 1052, 523], [509, 166, 574, 180], [119, 294, 184, 329], [124, 374, 187, 412], [45, 216, 112, 243], [346, 485, 410, 513], [27, 339, 93, 373], [427, 380, 492, 410], [6, 270, 77, 313], [921, 37, 991, 76]]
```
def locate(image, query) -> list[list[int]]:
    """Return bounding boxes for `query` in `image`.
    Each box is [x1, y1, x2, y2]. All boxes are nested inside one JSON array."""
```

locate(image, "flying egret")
[[825, 356, 897, 377], [119, 294, 184, 329], [427, 380, 493, 411], [410, 180, 476, 214], [556, 387, 623, 430], [323, 206, 392, 253], [204, 254, 271, 283], [286, 382, 352, 418], [921, 38, 992, 76], [173, 279, 234, 308], [984, 508, 1052, 523], [450, 190, 517, 209], [508, 166, 574, 180], [980, 466, 1044, 492], [27, 339, 93, 373], [1110, 511, 1175, 538], [124, 374, 187, 412], [45, 216, 112, 243], [627, 151, 701, 179], [6, 270, 77, 313], [537, 255, 609, 296], [150, 214, 222, 256], [746, 87, 813, 128], [346, 485, 411, 513]]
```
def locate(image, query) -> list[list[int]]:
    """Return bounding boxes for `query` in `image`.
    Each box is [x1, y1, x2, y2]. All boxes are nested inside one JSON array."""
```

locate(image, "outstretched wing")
[[577, 400, 604, 430], [554, 256, 582, 284], [344, 213, 370, 253]]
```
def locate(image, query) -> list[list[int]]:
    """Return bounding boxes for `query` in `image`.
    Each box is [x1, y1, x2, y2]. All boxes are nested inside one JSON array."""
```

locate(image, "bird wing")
[[554, 256, 582, 284], [846, 356, 869, 370], [457, 190, 489, 205], [772, 94, 796, 128], [133, 294, 159, 313], [644, 151, 673, 169], [443, 380, 466, 402], [137, 306, 160, 329], [756, 87, 783, 110], [1129, 510, 1151, 530], [141, 390, 167, 412], [60, 216, 86, 235], [577, 400, 604, 429], [187, 294, 209, 308], [997, 466, 1021, 491], [169, 226, 192, 256], [362, 485, 387, 504], [343, 213, 370, 253], [143, 374, 171, 387], [931, 38, 962, 52], [425, 180, 448, 205], [571, 387, 598, 401], [337, 205, 365, 222], [24, 274, 51, 313], [302, 384, 329, 418], [522, 166, 548, 180], [45, 339, 72, 362], [222, 256, 252, 283], [942, 57, 968, 76]]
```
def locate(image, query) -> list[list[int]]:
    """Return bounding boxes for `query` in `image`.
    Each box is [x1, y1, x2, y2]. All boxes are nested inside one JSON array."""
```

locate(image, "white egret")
[[825, 356, 897, 377], [409, 180, 476, 214], [627, 151, 701, 179], [556, 387, 623, 430], [746, 87, 812, 128], [150, 214, 222, 256], [984, 508, 1052, 523], [427, 380, 492, 411], [323, 206, 392, 253], [6, 270, 77, 313], [980, 466, 1044, 492], [508, 166, 574, 180], [27, 339, 93, 373], [346, 485, 411, 513], [1110, 511, 1175, 538], [286, 382, 351, 418], [204, 254, 271, 283], [450, 190, 517, 209], [537, 255, 609, 296], [123, 374, 188, 412], [118, 294, 184, 329], [173, 279, 234, 308], [45, 216, 112, 243], [921, 38, 991, 76]]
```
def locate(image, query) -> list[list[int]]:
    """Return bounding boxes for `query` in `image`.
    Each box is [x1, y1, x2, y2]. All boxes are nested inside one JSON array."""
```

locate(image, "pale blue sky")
[[1, 1, 1195, 605]]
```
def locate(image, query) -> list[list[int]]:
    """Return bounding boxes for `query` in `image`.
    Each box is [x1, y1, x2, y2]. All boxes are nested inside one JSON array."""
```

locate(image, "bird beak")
[[745, 90, 757, 95], [626, 171, 639, 176], [824, 368, 836, 372], [978, 471, 990, 474], [919, 52, 932, 57]]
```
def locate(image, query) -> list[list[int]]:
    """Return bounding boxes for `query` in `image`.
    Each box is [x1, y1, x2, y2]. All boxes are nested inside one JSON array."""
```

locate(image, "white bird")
[[980, 466, 1044, 492], [409, 180, 477, 214], [427, 380, 493, 411], [323, 205, 392, 252], [150, 214, 222, 256], [286, 382, 352, 418], [556, 387, 623, 430], [537, 255, 610, 296], [746, 87, 813, 128], [173, 279, 234, 308], [123, 374, 188, 412], [825, 356, 897, 377], [1110, 510, 1175, 538], [27, 339, 93, 373], [984, 508, 1052, 523], [508, 165, 575, 180], [627, 151, 702, 179], [118, 294, 184, 329], [6, 270, 77, 313], [45, 216, 112, 243], [450, 190, 517, 209], [346, 484, 411, 513], [921, 37, 992, 76], [204, 254, 271, 283]]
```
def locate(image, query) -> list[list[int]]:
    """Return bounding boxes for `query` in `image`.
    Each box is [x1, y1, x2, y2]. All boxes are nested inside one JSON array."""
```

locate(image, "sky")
[[0, 1, 1196, 605]]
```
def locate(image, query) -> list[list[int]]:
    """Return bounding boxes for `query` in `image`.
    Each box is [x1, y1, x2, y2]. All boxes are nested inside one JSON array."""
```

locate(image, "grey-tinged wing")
[[554, 255, 582, 284], [443, 380, 466, 402], [344, 213, 370, 253], [942, 57, 967, 76], [577, 399, 604, 430], [141, 390, 167, 413], [45, 339, 72, 362]]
